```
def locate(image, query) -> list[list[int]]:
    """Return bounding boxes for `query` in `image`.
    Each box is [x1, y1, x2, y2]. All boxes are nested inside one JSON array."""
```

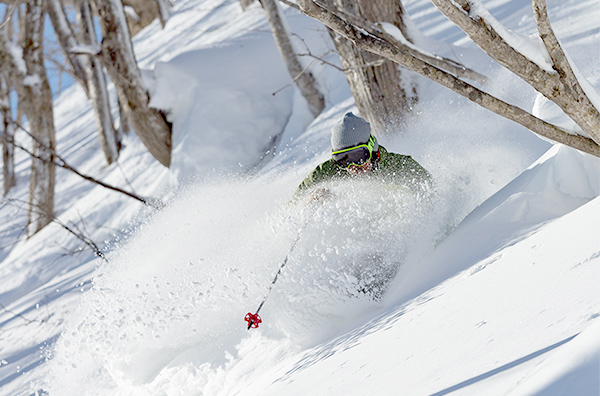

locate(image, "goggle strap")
[[331, 134, 375, 155]]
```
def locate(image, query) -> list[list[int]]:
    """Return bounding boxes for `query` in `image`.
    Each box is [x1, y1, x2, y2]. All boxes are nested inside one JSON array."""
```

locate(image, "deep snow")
[[0, 0, 599, 395]]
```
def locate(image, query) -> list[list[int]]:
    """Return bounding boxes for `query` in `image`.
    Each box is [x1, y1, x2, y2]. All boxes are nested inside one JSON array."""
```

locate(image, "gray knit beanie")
[[331, 112, 378, 152]]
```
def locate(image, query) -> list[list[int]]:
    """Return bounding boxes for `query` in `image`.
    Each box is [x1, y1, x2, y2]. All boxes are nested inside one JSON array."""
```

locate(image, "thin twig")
[[3, 196, 109, 262], [0, 1, 19, 30], [55, 218, 108, 262], [298, 50, 344, 70], [11, 122, 164, 209], [272, 56, 321, 95]]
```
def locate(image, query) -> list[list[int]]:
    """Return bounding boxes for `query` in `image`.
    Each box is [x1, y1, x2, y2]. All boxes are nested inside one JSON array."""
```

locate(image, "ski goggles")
[[332, 135, 376, 169]]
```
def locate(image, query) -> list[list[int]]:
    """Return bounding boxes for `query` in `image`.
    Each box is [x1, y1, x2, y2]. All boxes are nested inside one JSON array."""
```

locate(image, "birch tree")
[[46, 0, 121, 165], [23, 1, 56, 235], [93, 0, 172, 167], [297, 0, 600, 157], [1, 73, 16, 194], [76, 0, 120, 164], [46, 0, 89, 95], [0, 0, 56, 235], [260, 0, 325, 117]]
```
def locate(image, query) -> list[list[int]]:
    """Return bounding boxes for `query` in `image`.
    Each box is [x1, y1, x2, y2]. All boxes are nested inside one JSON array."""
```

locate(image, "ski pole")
[[245, 231, 302, 330], [245, 189, 331, 330]]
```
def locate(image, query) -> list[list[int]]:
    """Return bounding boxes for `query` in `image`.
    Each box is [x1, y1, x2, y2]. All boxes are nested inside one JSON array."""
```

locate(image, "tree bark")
[[259, 0, 325, 117], [296, 0, 600, 157], [77, 0, 120, 165], [21, 0, 56, 235], [328, 0, 418, 135], [93, 0, 172, 167], [117, 95, 130, 138], [531, 0, 600, 145], [0, 73, 16, 194]]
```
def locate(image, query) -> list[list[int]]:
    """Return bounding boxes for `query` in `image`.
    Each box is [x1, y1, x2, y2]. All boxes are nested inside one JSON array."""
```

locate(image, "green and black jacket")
[[296, 146, 432, 195]]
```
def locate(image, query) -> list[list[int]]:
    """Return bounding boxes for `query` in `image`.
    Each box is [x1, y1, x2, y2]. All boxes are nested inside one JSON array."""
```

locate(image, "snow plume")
[[44, 175, 294, 394], [44, 170, 438, 394], [266, 180, 433, 342]]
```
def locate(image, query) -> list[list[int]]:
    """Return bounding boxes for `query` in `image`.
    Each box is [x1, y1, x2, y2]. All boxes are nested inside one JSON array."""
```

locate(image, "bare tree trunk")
[[21, 0, 56, 235], [259, 0, 325, 117], [46, 0, 89, 95], [93, 0, 172, 167], [155, 0, 171, 28], [329, 0, 417, 135], [77, 0, 120, 165], [0, 73, 16, 194]]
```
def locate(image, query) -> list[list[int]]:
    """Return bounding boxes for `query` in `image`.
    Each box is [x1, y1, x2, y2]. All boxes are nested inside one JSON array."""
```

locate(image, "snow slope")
[[0, 0, 599, 395]]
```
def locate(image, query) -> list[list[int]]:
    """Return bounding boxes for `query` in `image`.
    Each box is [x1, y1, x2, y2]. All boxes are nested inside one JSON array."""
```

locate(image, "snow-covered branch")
[[318, 0, 487, 84], [429, 0, 600, 146], [69, 44, 101, 56], [296, 0, 600, 157]]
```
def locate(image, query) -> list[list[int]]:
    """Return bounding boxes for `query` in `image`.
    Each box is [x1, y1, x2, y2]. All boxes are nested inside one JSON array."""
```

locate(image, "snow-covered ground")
[[0, 0, 599, 395]]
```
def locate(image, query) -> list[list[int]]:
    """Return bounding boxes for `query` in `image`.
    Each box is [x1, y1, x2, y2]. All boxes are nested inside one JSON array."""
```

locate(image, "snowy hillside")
[[0, 0, 599, 395]]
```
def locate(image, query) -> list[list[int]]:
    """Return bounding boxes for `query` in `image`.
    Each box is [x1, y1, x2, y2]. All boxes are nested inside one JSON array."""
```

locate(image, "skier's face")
[[347, 159, 373, 176]]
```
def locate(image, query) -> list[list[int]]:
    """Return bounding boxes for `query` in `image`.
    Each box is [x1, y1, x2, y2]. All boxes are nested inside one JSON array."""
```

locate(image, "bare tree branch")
[[532, 0, 564, 69], [2, 196, 109, 262], [296, 0, 600, 157], [0, 1, 18, 30], [0, 300, 40, 325], [11, 122, 164, 209], [53, 215, 108, 262], [429, 0, 600, 146], [318, 0, 487, 84]]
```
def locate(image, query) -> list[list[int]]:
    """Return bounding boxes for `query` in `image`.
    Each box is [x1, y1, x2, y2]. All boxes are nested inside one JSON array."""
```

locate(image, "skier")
[[294, 112, 432, 299], [297, 112, 432, 197], [246, 113, 433, 327]]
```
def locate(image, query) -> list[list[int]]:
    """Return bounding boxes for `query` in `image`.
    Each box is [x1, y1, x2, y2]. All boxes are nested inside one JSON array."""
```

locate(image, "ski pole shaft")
[[246, 229, 303, 330], [246, 197, 325, 330]]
